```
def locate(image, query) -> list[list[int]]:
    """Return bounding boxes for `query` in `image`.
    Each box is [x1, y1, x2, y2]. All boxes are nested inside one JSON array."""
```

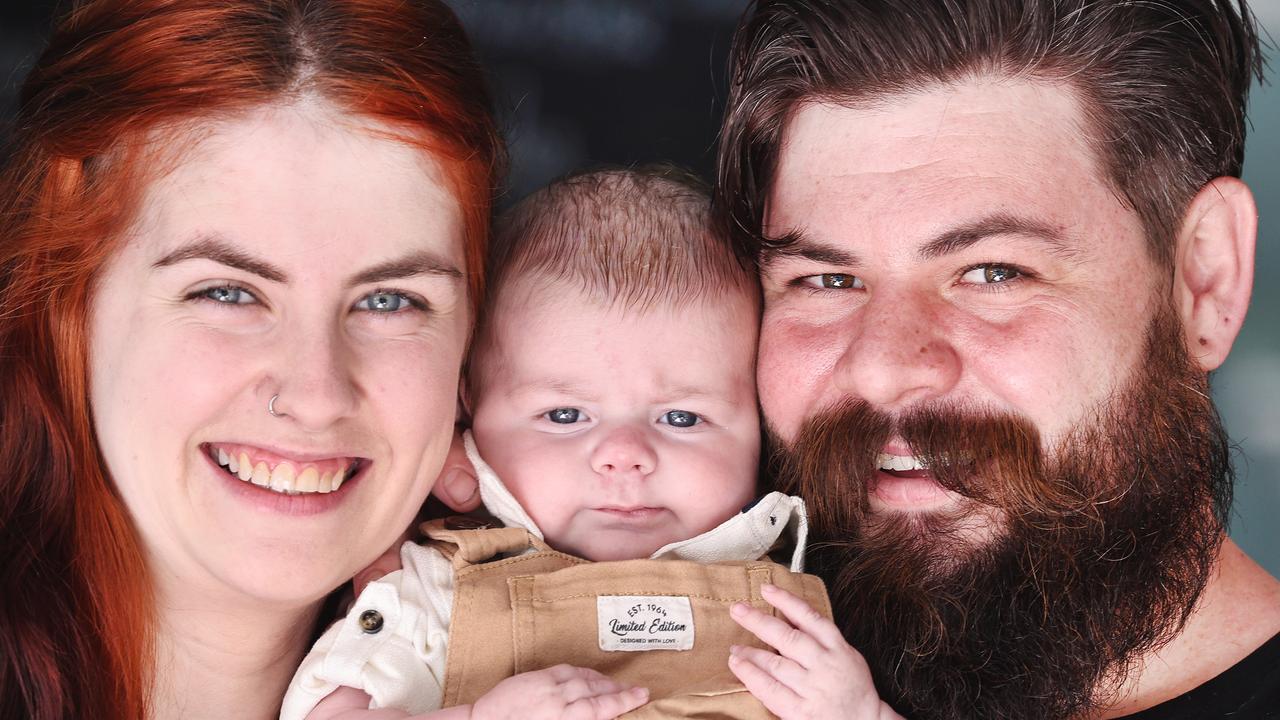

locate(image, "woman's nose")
[[269, 323, 359, 430]]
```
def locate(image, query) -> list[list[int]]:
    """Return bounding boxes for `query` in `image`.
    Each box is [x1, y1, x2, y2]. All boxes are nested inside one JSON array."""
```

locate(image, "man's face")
[[757, 78, 1231, 718], [760, 78, 1165, 524]]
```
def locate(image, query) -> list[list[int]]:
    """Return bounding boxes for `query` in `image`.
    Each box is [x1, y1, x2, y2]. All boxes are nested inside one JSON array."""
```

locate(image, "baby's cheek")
[[674, 450, 756, 530]]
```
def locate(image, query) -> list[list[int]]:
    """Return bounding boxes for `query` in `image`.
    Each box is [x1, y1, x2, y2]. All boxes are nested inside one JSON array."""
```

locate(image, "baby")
[[282, 168, 902, 720]]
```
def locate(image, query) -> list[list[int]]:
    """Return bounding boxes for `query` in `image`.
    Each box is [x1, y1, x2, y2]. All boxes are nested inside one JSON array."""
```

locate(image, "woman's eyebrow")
[[152, 234, 286, 282], [152, 236, 462, 286], [348, 251, 463, 286]]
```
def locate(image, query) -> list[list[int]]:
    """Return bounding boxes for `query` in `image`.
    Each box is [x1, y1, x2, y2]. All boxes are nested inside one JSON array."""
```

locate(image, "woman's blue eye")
[[546, 408, 581, 424], [203, 285, 253, 304], [661, 410, 701, 428], [357, 291, 414, 313]]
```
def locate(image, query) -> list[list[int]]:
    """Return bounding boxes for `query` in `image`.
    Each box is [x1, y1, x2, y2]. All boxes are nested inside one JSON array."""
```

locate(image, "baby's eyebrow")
[[509, 379, 597, 401], [655, 385, 720, 402]]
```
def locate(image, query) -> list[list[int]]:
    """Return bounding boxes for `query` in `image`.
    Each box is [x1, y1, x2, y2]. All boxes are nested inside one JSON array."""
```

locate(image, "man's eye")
[[546, 408, 583, 424], [961, 265, 1022, 284], [355, 291, 418, 313], [660, 410, 701, 428], [200, 285, 254, 304], [800, 273, 863, 290]]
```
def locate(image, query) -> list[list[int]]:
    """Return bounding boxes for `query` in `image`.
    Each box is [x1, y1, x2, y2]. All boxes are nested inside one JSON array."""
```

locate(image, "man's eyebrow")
[[918, 214, 1074, 260], [760, 229, 862, 268], [152, 235, 287, 283], [349, 250, 463, 287]]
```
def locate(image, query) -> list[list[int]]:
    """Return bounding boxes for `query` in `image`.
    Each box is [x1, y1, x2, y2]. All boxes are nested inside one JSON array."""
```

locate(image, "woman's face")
[[88, 103, 469, 606]]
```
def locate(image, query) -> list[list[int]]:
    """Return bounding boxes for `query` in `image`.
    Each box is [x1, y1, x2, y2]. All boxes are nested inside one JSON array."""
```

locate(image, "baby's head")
[[468, 167, 761, 561]]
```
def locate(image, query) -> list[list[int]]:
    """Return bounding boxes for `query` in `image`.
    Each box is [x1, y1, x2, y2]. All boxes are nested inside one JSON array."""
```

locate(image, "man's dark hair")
[[716, 0, 1264, 269]]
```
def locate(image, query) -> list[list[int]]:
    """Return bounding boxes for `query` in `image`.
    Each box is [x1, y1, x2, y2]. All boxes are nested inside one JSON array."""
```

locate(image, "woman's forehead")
[[123, 103, 465, 271]]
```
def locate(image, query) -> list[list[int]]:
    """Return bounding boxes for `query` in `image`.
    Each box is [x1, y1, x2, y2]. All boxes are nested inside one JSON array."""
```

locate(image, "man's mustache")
[[767, 398, 1100, 536]]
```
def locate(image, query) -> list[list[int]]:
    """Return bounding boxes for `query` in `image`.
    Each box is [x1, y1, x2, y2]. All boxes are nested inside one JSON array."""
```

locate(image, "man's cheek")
[[758, 318, 846, 440]]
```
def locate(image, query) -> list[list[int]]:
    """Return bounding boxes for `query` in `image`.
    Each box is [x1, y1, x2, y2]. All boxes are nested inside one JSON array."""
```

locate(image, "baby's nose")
[[589, 426, 657, 477]]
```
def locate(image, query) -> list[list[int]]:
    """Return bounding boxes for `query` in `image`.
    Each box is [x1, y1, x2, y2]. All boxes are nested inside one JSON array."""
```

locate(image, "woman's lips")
[[203, 442, 363, 495], [202, 447, 368, 516]]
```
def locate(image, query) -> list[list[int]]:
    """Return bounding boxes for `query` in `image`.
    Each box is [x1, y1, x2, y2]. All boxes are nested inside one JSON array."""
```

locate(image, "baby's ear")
[[432, 428, 481, 512]]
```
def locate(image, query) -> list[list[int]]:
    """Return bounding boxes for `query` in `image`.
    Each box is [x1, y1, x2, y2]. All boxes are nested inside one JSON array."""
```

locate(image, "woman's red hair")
[[0, 2, 504, 718]]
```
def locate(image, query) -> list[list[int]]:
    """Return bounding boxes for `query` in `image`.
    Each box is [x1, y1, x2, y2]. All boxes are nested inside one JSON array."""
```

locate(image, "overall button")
[[358, 609, 384, 634]]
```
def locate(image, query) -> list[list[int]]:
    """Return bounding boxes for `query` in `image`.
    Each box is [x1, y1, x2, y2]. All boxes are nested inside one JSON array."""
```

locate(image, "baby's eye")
[[354, 290, 419, 313], [799, 273, 864, 290], [195, 285, 256, 305], [960, 265, 1022, 285], [546, 408, 583, 424], [660, 410, 702, 428]]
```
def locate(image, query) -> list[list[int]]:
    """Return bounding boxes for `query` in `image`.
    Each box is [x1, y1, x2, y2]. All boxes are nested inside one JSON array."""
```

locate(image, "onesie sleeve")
[[279, 542, 457, 720]]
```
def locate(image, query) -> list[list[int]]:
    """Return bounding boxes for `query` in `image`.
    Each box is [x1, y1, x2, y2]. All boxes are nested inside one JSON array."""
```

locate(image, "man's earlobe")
[[1174, 176, 1256, 371]]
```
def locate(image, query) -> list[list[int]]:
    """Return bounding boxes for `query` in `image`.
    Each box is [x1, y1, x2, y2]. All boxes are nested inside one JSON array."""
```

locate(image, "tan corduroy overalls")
[[426, 519, 833, 719]]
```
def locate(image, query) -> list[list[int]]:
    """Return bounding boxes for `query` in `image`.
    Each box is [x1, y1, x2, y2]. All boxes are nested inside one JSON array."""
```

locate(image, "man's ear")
[[432, 427, 481, 513], [1173, 176, 1256, 372]]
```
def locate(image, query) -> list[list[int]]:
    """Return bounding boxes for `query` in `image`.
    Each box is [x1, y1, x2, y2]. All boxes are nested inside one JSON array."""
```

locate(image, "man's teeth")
[[876, 452, 928, 472], [214, 449, 353, 495]]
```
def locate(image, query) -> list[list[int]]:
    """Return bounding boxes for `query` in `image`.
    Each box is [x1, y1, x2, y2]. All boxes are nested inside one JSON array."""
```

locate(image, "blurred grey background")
[[2, 1, 1276, 575]]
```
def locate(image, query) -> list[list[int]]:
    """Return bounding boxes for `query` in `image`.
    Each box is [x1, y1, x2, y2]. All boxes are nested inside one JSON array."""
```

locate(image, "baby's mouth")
[[204, 443, 365, 495]]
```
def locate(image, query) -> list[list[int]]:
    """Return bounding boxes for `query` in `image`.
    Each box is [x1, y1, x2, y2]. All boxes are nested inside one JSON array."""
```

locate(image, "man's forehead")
[[765, 77, 1111, 238]]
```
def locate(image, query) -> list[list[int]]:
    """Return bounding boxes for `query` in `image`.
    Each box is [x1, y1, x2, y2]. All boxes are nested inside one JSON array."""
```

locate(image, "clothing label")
[[596, 595, 695, 652]]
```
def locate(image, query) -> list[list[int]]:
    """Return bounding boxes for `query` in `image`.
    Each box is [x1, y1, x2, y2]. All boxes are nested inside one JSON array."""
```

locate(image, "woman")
[[0, 2, 503, 718]]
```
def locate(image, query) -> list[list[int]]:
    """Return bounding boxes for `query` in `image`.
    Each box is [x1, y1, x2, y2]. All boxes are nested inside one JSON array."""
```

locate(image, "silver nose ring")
[[268, 394, 282, 418]]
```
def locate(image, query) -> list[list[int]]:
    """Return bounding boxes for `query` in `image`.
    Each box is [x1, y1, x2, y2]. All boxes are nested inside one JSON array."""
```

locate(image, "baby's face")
[[470, 280, 761, 561]]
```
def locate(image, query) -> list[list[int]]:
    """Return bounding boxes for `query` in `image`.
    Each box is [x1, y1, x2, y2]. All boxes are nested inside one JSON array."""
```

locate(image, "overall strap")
[[419, 518, 547, 571]]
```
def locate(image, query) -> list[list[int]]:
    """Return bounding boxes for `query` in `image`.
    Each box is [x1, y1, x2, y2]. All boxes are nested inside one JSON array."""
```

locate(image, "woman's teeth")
[[214, 447, 356, 495]]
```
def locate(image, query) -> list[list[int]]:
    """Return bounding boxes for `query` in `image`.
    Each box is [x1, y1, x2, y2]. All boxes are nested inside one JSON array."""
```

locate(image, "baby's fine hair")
[[485, 164, 757, 311]]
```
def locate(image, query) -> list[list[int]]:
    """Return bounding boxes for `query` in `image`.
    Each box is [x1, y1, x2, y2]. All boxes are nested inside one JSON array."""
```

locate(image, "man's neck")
[[1100, 539, 1280, 717], [150, 576, 323, 720]]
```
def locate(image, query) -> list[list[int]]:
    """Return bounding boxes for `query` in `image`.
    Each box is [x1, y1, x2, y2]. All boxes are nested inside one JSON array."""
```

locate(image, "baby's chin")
[[550, 532, 673, 562]]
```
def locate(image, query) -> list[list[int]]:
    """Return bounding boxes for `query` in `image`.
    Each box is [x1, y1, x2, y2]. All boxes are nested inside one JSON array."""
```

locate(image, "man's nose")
[[590, 425, 658, 478], [832, 289, 961, 409], [269, 321, 359, 431]]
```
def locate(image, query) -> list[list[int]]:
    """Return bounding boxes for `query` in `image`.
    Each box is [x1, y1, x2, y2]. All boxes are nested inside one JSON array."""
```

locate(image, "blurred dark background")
[[3, 1, 1278, 575], [0, 0, 743, 201]]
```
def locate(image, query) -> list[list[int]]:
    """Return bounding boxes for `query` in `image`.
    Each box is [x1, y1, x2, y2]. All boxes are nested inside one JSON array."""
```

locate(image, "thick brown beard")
[[767, 305, 1233, 719]]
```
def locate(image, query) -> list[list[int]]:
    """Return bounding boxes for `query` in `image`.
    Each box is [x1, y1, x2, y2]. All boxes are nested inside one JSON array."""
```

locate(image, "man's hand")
[[469, 664, 649, 720], [728, 584, 905, 720]]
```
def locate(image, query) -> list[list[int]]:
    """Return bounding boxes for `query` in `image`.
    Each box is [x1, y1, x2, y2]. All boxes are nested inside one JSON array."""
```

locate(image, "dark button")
[[359, 609, 384, 634], [444, 515, 495, 531]]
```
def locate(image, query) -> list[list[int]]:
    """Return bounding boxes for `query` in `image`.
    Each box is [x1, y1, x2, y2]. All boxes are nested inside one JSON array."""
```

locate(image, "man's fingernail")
[[730, 602, 748, 617]]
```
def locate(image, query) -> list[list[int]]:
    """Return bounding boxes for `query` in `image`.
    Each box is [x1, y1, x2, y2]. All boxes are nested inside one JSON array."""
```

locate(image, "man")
[[715, 1, 1280, 718]]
